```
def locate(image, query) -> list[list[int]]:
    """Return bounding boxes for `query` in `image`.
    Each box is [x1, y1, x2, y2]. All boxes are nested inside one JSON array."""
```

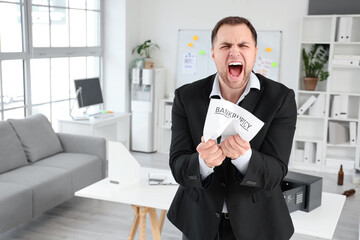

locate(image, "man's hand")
[[221, 135, 250, 159], [196, 137, 226, 168]]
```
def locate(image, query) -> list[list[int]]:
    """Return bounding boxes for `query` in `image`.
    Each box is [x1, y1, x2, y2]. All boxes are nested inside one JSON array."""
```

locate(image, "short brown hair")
[[211, 16, 257, 47]]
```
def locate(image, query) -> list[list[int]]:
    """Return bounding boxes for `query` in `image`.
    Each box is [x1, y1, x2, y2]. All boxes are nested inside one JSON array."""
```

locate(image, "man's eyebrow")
[[219, 42, 232, 46], [219, 41, 251, 46]]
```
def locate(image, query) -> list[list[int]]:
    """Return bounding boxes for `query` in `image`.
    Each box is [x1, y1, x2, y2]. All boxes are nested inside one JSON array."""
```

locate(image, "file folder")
[[309, 94, 326, 117], [304, 142, 315, 163], [337, 17, 353, 42], [349, 122, 357, 145], [298, 95, 316, 115]]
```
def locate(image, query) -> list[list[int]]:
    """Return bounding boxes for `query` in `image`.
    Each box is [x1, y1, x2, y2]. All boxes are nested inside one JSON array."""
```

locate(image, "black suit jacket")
[[167, 74, 297, 240]]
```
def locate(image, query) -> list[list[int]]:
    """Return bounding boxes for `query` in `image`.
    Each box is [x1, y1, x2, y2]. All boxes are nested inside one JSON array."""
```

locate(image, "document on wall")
[[182, 52, 196, 75], [203, 98, 264, 142]]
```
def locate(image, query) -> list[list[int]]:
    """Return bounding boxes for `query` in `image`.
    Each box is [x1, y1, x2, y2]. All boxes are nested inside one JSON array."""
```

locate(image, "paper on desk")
[[203, 98, 264, 142], [148, 172, 178, 185]]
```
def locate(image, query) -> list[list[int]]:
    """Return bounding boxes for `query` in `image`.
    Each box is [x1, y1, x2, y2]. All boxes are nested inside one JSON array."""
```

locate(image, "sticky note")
[[199, 50, 205, 55], [188, 43, 194, 47], [265, 47, 272, 52], [271, 62, 278, 67], [193, 35, 199, 41]]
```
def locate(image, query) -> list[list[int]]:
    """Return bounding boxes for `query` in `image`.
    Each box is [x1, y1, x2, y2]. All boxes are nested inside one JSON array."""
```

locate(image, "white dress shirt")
[[198, 72, 260, 212]]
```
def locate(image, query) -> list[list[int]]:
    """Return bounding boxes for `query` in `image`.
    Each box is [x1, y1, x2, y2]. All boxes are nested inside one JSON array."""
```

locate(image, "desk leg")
[[128, 205, 166, 240], [139, 207, 147, 240], [149, 208, 161, 240], [159, 210, 167, 233], [128, 206, 140, 240]]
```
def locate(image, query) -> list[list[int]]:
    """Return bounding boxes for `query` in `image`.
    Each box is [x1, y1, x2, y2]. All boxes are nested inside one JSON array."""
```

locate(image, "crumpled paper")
[[203, 98, 264, 142]]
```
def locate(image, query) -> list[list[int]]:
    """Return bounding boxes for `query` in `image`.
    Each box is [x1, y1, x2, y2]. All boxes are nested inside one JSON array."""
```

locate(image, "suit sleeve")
[[239, 89, 297, 190], [169, 88, 205, 189]]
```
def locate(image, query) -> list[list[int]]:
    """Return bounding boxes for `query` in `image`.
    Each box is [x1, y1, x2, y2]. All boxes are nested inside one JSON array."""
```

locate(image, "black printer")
[[281, 171, 323, 213]]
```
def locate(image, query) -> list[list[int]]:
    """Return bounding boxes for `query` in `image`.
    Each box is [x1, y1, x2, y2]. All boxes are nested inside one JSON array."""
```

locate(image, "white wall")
[[138, 0, 309, 97], [104, 0, 309, 111], [103, 0, 140, 112]]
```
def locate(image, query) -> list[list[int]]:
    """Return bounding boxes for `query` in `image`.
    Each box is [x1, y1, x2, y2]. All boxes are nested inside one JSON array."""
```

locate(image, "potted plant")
[[132, 40, 160, 69], [302, 44, 330, 91]]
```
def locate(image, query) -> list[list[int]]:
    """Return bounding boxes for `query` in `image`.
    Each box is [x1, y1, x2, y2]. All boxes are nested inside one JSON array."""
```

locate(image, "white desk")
[[76, 173, 178, 240], [290, 192, 345, 239], [76, 178, 344, 240], [76, 141, 345, 240], [58, 112, 130, 149]]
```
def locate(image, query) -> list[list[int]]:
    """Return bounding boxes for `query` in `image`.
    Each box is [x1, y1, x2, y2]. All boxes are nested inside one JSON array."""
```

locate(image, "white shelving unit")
[[291, 14, 360, 174]]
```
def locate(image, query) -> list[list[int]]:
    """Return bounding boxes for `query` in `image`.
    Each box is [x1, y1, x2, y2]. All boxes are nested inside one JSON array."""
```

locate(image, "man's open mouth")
[[228, 62, 243, 78]]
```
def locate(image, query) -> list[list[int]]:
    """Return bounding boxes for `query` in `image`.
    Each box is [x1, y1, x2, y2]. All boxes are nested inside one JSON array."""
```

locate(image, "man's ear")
[[211, 48, 214, 60]]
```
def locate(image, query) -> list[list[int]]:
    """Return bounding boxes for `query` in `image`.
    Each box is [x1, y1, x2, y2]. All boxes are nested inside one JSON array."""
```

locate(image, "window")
[[0, 0, 102, 125]]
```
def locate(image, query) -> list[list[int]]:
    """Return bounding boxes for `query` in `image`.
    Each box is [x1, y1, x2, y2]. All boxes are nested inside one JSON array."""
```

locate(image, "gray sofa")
[[0, 114, 106, 233]]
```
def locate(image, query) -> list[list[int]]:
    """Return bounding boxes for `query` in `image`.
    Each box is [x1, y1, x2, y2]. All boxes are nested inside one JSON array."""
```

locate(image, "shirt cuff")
[[198, 155, 214, 180], [231, 148, 252, 175]]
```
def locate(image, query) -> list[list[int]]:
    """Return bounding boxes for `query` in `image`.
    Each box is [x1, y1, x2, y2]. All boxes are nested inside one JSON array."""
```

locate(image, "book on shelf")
[[337, 17, 353, 42], [309, 93, 326, 117], [297, 95, 316, 115], [328, 121, 349, 145], [349, 121, 357, 145]]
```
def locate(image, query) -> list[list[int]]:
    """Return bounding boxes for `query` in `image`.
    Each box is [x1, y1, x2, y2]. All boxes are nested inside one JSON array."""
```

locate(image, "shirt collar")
[[209, 72, 260, 104]]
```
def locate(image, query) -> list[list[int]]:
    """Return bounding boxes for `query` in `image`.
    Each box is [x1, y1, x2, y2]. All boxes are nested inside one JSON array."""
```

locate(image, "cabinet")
[[292, 15, 360, 173], [157, 98, 173, 153]]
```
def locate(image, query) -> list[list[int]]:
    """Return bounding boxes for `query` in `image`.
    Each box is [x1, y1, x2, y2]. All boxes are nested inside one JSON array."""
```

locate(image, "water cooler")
[[131, 68, 165, 152]]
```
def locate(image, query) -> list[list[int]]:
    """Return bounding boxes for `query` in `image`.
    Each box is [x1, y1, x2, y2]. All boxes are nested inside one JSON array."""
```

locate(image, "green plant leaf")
[[302, 44, 329, 80]]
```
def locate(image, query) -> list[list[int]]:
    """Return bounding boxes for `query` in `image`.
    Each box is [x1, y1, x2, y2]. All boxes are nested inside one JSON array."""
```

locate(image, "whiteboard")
[[175, 29, 282, 88]]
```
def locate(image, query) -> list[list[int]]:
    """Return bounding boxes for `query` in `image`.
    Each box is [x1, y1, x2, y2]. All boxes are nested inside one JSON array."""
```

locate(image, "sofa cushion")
[[7, 114, 63, 162], [0, 121, 28, 174], [34, 152, 103, 192], [0, 182, 32, 233], [0, 165, 72, 217]]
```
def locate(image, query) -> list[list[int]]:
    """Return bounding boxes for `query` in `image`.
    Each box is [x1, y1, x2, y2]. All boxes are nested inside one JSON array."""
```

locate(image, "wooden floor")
[[0, 152, 359, 240]]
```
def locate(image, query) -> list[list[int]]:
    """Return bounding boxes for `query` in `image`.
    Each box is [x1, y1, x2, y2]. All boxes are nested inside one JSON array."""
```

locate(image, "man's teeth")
[[229, 62, 242, 66]]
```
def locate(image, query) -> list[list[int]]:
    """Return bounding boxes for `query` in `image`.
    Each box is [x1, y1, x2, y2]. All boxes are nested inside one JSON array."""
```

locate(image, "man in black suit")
[[167, 16, 297, 240]]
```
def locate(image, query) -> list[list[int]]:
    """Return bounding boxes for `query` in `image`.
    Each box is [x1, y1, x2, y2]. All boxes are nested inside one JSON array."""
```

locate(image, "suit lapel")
[[201, 74, 216, 112], [239, 79, 264, 113]]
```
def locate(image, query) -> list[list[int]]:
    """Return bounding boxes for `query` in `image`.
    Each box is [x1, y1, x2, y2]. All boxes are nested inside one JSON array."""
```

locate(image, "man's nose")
[[229, 46, 241, 56]]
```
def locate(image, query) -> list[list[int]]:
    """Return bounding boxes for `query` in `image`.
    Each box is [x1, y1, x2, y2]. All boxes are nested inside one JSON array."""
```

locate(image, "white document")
[[148, 172, 177, 185], [349, 122, 357, 145], [203, 98, 264, 142], [297, 95, 316, 115], [309, 94, 326, 117], [182, 52, 196, 75]]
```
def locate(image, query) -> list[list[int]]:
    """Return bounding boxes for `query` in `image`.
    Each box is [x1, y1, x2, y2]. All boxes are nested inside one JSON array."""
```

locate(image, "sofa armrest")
[[57, 133, 106, 177]]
